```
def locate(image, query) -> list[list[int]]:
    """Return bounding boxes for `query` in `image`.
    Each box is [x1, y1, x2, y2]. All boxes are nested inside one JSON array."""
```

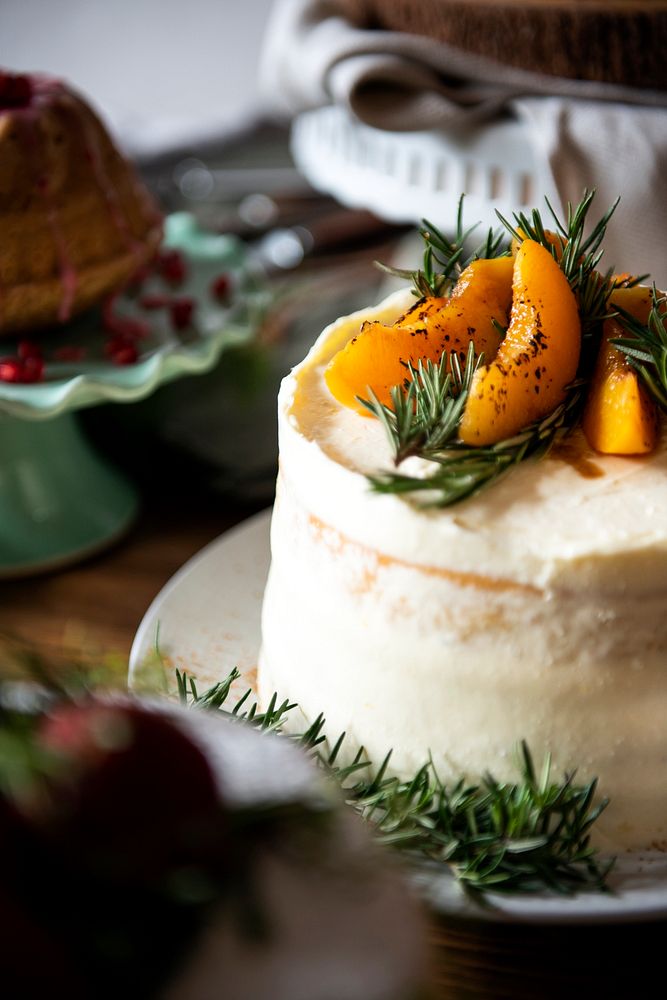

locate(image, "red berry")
[[210, 273, 231, 304], [21, 355, 44, 383], [170, 297, 195, 330], [37, 701, 223, 885], [0, 353, 45, 384], [105, 337, 139, 365], [17, 340, 42, 360], [112, 345, 139, 365], [139, 293, 170, 311], [103, 313, 150, 340], [102, 294, 151, 341], [157, 249, 187, 287], [0, 357, 24, 383]]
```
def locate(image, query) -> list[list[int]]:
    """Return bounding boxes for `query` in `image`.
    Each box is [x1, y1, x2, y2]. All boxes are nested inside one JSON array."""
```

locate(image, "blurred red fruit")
[[170, 297, 195, 330], [211, 273, 231, 304], [0, 357, 24, 382], [36, 701, 224, 885], [157, 249, 187, 286]]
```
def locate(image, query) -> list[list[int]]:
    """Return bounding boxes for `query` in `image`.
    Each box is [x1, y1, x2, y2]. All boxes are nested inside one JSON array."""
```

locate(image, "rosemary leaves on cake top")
[[611, 287, 667, 411], [346, 191, 661, 507], [377, 195, 509, 299]]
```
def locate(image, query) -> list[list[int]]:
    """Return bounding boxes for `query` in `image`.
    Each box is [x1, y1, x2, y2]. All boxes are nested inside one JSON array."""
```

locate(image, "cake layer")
[[260, 290, 667, 850]]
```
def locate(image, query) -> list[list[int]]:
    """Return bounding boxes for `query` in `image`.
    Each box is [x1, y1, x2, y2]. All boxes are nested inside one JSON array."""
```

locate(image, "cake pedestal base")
[[0, 411, 138, 578], [0, 211, 261, 579]]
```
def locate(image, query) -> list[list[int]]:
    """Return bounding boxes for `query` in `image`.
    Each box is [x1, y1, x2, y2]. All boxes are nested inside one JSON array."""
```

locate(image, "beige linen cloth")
[[260, 0, 667, 283]]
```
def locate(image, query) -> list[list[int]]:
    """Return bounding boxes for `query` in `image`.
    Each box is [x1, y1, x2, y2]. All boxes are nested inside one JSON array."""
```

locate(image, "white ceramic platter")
[[290, 106, 560, 234], [129, 509, 667, 925]]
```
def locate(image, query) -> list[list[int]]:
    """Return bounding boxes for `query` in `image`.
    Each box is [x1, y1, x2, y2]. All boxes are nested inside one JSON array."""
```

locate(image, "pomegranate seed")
[[0, 357, 23, 383], [104, 335, 126, 358], [110, 343, 139, 366], [157, 249, 187, 286], [139, 293, 170, 311], [53, 345, 86, 362], [17, 340, 42, 360], [103, 308, 150, 341], [105, 335, 139, 365], [21, 355, 45, 383], [170, 297, 195, 330], [210, 273, 231, 303]]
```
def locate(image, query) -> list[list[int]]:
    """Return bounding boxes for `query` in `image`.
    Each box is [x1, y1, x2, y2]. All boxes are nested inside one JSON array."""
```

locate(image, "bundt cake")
[[0, 70, 162, 335]]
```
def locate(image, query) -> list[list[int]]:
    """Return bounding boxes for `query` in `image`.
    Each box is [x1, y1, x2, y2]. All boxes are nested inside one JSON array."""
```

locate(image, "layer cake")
[[260, 285, 667, 852]]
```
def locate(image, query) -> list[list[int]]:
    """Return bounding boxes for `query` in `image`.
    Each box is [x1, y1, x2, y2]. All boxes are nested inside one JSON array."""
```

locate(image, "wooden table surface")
[[0, 484, 256, 666]]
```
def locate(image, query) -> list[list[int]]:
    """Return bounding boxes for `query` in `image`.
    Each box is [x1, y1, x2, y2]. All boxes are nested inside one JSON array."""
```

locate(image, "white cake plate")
[[129, 509, 667, 925], [290, 106, 561, 233]]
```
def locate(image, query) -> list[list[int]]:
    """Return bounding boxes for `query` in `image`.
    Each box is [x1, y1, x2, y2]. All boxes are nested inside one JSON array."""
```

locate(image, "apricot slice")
[[459, 239, 581, 446], [325, 256, 513, 414], [582, 285, 659, 455]]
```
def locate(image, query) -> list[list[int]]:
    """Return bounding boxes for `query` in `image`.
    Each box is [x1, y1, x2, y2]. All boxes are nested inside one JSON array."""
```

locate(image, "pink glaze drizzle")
[[63, 91, 147, 264], [0, 76, 79, 327], [21, 96, 79, 324]]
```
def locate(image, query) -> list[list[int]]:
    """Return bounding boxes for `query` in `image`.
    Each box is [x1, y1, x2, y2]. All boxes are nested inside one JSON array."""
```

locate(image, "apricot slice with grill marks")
[[459, 239, 581, 446], [582, 284, 660, 455], [325, 256, 513, 414]]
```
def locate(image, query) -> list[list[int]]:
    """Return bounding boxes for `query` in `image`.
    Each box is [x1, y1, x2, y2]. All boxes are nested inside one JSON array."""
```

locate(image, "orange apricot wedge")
[[325, 256, 513, 414], [459, 239, 581, 446], [582, 284, 659, 455]]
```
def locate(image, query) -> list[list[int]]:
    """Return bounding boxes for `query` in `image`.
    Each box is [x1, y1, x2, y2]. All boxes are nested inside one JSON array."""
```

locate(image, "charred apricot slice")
[[459, 239, 581, 446], [325, 256, 513, 414], [582, 285, 660, 455]]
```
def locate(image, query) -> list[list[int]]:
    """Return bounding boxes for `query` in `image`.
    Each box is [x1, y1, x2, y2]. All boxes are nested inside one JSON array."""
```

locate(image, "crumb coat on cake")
[[0, 71, 162, 335], [260, 288, 667, 852]]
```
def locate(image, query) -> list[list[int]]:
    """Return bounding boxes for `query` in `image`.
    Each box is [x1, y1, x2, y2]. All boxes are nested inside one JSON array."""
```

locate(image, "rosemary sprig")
[[377, 195, 509, 298], [367, 371, 585, 508], [177, 667, 613, 898], [358, 345, 481, 465], [611, 288, 667, 410]]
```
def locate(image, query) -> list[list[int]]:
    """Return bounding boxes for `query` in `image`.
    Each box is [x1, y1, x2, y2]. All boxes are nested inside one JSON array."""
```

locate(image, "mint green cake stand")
[[0, 213, 264, 578]]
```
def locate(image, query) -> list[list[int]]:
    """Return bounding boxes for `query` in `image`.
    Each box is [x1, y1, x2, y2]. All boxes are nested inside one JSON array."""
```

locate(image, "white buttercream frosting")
[[260, 289, 667, 850]]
